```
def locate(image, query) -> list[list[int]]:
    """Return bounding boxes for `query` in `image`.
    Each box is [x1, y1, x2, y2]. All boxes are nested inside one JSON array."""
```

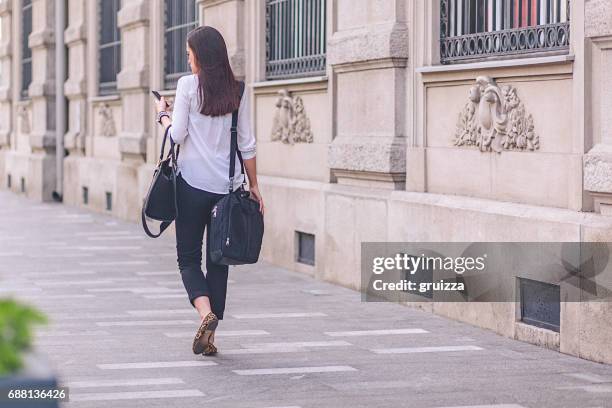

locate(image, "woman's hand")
[[249, 185, 264, 215], [156, 97, 169, 114]]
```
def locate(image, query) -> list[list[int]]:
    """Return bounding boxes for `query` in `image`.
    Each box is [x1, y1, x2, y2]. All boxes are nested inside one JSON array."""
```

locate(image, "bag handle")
[[229, 81, 246, 193], [141, 208, 173, 238], [159, 123, 180, 165]]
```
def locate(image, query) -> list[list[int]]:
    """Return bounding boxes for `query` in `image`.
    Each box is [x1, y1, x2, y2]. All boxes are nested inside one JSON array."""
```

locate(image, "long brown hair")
[[187, 26, 240, 117]]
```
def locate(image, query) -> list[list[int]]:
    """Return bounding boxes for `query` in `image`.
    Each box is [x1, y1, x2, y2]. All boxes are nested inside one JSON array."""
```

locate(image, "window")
[[164, 0, 198, 89], [265, 0, 327, 80], [440, 0, 570, 63], [99, 0, 121, 95], [296, 231, 315, 265], [21, 0, 32, 99]]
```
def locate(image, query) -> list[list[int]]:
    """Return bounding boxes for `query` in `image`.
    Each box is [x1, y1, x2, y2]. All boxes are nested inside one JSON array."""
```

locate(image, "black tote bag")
[[141, 125, 180, 238], [209, 82, 264, 265]]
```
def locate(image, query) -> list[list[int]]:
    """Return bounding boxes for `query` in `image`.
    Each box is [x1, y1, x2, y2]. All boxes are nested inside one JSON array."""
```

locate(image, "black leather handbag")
[[209, 82, 264, 265], [141, 125, 180, 238]]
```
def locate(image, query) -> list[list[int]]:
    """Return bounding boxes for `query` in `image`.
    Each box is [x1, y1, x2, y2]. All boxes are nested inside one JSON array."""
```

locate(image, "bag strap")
[[229, 81, 246, 193], [141, 207, 173, 238], [160, 124, 180, 164]]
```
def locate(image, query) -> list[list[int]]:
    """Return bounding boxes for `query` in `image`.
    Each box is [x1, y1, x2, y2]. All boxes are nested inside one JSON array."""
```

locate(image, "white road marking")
[[31, 294, 96, 299], [127, 309, 193, 316], [325, 328, 429, 337], [96, 320, 197, 327], [434, 405, 526, 408], [233, 365, 357, 376], [244, 341, 351, 349], [135, 271, 177, 276], [0, 252, 24, 257], [98, 360, 217, 370], [80, 260, 148, 266], [164, 330, 270, 338], [564, 373, 610, 383], [142, 294, 185, 299], [74, 230, 132, 236], [65, 377, 184, 389], [231, 312, 327, 319], [87, 236, 144, 241], [69, 389, 205, 401], [372, 345, 483, 354], [36, 280, 115, 286], [36, 330, 109, 337]]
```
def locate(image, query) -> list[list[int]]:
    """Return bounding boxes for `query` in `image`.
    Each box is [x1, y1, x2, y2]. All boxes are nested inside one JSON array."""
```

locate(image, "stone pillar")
[[117, 0, 149, 163], [583, 0, 612, 214], [0, 0, 11, 189], [115, 0, 150, 220], [27, 0, 56, 201], [63, 0, 87, 155], [0, 0, 11, 148], [327, 1, 408, 190], [196, 0, 246, 79]]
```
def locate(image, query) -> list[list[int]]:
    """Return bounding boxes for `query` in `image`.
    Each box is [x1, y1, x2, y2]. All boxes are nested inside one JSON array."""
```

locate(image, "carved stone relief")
[[17, 104, 31, 134], [271, 89, 313, 145], [98, 103, 116, 137], [453, 76, 539, 153]]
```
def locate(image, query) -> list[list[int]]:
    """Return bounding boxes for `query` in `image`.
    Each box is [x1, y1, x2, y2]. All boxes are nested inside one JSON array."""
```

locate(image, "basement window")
[[296, 231, 315, 266], [82, 186, 89, 205], [519, 277, 560, 332], [105, 191, 112, 211]]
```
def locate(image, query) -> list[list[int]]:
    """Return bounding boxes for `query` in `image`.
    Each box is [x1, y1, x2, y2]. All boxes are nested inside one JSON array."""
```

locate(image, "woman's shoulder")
[[176, 74, 198, 90]]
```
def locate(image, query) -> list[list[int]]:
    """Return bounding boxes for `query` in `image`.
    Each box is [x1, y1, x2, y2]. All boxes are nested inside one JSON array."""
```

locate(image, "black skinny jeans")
[[175, 173, 229, 319]]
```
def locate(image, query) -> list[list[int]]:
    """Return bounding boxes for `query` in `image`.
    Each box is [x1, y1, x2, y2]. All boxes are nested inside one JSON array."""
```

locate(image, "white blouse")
[[170, 74, 256, 194]]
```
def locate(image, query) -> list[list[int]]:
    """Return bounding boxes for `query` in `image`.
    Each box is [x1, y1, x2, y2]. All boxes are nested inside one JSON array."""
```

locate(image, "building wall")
[[1, 0, 612, 363]]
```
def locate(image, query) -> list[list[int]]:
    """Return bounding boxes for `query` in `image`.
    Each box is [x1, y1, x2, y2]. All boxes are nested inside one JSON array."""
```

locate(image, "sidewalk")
[[1, 190, 612, 408]]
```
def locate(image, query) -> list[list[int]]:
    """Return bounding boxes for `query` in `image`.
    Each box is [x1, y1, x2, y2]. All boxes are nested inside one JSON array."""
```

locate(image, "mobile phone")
[[151, 90, 168, 108]]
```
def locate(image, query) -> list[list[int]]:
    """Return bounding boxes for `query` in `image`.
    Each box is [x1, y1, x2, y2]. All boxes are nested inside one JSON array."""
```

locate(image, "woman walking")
[[154, 26, 264, 356]]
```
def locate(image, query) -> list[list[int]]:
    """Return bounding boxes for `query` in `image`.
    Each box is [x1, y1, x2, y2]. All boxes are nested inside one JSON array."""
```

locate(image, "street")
[[1, 190, 612, 408]]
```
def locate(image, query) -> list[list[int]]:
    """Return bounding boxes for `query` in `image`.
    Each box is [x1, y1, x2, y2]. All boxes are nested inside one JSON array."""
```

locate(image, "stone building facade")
[[1, 0, 612, 363]]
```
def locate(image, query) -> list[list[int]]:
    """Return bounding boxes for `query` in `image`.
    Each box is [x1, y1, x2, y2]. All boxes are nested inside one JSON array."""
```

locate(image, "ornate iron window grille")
[[99, 0, 122, 95], [164, 0, 198, 90], [21, 0, 32, 99], [440, 0, 570, 64], [266, 0, 326, 80]]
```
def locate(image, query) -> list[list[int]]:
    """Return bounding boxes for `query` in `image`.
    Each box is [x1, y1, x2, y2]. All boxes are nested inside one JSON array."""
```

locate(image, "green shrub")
[[0, 299, 47, 376]]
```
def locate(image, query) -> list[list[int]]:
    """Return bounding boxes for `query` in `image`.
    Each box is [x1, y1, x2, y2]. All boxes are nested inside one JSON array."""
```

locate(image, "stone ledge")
[[64, 23, 87, 45], [0, 86, 11, 100], [328, 135, 406, 174], [29, 29, 55, 49], [29, 131, 56, 152], [514, 322, 560, 351], [0, 43, 11, 58], [0, 129, 9, 147], [197, 0, 244, 8], [28, 80, 55, 98], [118, 132, 147, 159], [64, 78, 87, 97], [328, 22, 409, 68], [117, 69, 149, 91], [0, 0, 11, 15], [118, 0, 150, 30]]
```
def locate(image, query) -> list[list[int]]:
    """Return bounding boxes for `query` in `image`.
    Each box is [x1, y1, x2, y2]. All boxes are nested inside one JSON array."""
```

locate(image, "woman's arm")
[[237, 86, 263, 214], [155, 76, 190, 144], [243, 157, 263, 215]]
